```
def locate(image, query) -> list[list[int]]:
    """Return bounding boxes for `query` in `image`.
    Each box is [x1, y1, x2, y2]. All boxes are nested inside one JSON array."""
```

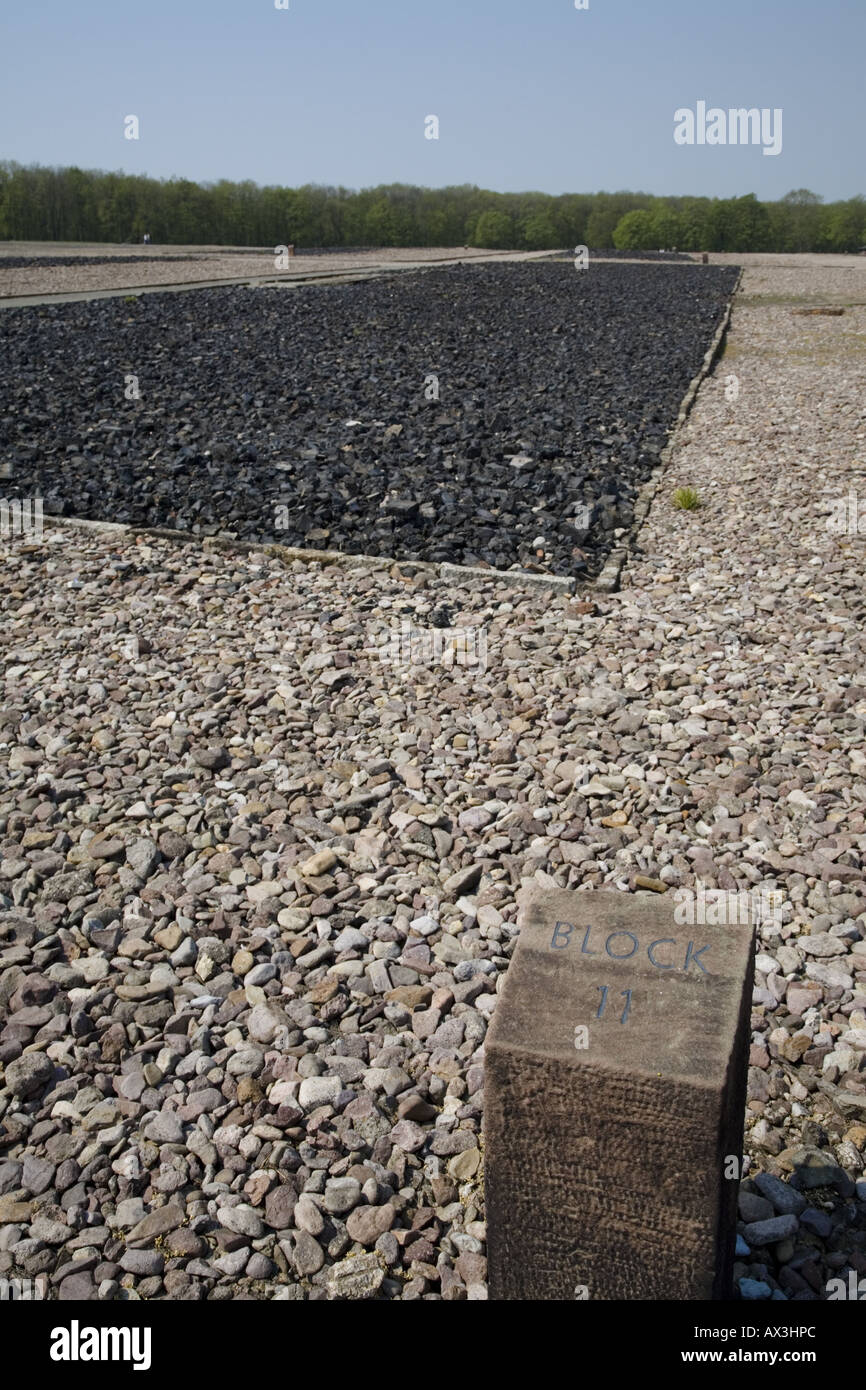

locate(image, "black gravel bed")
[[0, 255, 202, 268], [292, 246, 378, 256], [0, 260, 738, 577], [592, 249, 697, 262]]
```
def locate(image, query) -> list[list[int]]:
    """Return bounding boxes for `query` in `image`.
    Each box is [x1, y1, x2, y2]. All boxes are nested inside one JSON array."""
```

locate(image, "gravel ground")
[[0, 254, 865, 1303], [0, 245, 541, 299], [1, 260, 737, 578]]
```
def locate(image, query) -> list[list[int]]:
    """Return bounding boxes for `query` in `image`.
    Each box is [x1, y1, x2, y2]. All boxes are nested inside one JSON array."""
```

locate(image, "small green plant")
[[672, 486, 701, 510], [123, 295, 138, 305]]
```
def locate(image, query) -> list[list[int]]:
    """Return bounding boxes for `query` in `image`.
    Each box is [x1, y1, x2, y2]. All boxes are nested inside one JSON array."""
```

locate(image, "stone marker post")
[[484, 888, 754, 1301]]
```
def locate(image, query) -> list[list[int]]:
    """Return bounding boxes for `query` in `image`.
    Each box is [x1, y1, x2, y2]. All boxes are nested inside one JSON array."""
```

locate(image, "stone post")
[[484, 887, 754, 1300]]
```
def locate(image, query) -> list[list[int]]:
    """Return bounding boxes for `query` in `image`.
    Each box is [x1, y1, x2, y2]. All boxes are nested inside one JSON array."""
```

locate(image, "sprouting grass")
[[123, 295, 139, 305], [672, 486, 701, 510]]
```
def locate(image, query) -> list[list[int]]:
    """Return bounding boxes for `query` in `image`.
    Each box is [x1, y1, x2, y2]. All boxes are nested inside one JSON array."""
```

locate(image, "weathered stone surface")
[[345, 1203, 396, 1245], [484, 887, 754, 1301], [327, 1251, 385, 1300], [4, 1051, 54, 1097]]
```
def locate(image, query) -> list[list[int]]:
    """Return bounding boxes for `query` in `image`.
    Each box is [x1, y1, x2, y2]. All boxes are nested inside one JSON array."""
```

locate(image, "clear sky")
[[1, 0, 863, 200]]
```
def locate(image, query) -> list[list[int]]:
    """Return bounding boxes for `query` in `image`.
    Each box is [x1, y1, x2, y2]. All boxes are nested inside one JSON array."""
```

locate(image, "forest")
[[1, 162, 864, 253]]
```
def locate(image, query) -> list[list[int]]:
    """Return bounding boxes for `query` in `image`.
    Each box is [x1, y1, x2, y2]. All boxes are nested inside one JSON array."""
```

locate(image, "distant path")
[[0, 245, 561, 308]]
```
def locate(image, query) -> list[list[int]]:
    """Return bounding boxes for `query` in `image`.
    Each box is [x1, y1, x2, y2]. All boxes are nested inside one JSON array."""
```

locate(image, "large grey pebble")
[[753, 1172, 806, 1216], [120, 1249, 165, 1276], [126, 838, 161, 879], [742, 1213, 799, 1246], [322, 1178, 362, 1215], [5, 1051, 53, 1097]]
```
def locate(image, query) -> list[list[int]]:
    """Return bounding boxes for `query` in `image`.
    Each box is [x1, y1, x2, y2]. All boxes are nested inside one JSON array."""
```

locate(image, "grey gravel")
[[1, 254, 865, 1304]]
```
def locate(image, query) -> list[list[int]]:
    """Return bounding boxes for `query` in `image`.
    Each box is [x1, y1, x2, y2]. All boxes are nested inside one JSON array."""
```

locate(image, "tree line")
[[0, 162, 864, 253]]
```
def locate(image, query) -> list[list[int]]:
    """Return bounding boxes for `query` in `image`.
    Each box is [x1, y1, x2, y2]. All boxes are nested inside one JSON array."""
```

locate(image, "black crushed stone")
[[0, 260, 738, 577], [0, 255, 200, 269]]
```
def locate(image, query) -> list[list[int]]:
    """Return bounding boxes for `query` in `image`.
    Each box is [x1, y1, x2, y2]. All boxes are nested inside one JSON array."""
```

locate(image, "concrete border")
[[39, 514, 577, 594]]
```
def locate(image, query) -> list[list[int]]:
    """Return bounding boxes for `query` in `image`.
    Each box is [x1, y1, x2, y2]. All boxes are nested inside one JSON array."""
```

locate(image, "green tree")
[[819, 196, 866, 252], [675, 197, 711, 250], [363, 197, 398, 245], [780, 189, 823, 251], [470, 209, 514, 248], [727, 194, 769, 251], [612, 209, 655, 249], [586, 193, 649, 248], [521, 212, 560, 249], [0, 161, 860, 254], [648, 207, 684, 249]]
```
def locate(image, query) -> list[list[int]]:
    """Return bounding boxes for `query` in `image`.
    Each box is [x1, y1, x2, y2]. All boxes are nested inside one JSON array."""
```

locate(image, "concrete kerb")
[[594, 265, 744, 594], [39, 515, 577, 595]]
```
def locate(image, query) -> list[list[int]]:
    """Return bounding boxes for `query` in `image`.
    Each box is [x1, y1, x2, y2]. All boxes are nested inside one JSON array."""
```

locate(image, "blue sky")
[[1, 0, 862, 200]]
